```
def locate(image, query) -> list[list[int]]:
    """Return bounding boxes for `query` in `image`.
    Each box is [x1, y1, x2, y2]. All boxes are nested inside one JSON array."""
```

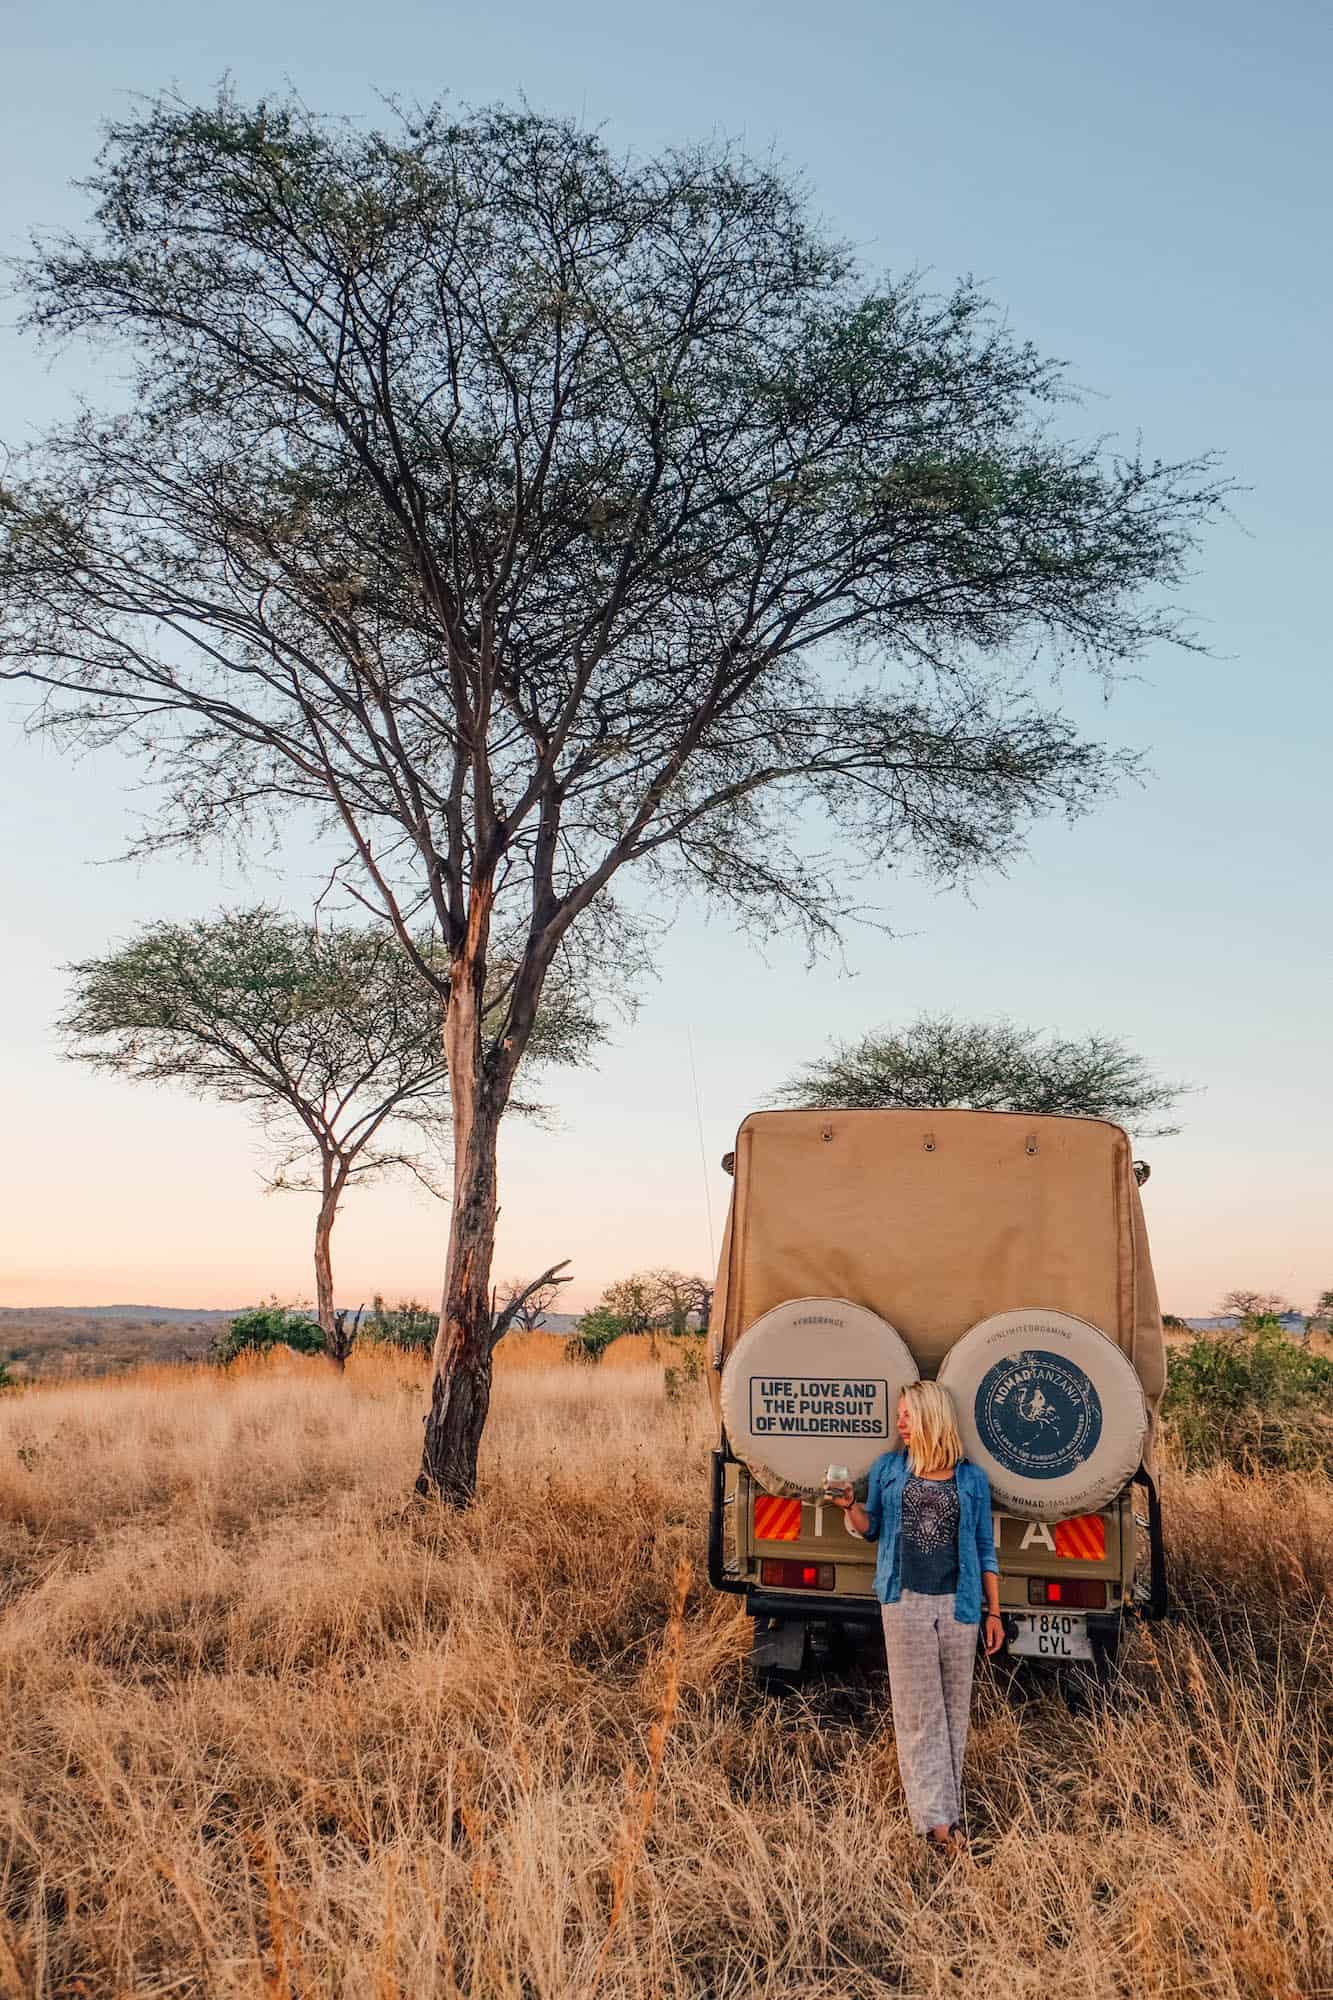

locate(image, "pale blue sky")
[[1, 0, 1329, 1313]]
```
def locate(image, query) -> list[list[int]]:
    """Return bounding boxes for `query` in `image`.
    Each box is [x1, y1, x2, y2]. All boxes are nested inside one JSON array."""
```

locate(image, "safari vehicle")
[[705, 1108, 1169, 1688]]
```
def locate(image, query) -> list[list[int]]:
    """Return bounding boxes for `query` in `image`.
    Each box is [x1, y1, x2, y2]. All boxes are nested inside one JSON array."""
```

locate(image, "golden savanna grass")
[[1, 1344, 1331, 1998]]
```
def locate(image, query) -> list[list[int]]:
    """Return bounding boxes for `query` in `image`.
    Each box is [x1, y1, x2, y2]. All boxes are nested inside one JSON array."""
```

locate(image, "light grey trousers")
[[880, 1590, 979, 1832]]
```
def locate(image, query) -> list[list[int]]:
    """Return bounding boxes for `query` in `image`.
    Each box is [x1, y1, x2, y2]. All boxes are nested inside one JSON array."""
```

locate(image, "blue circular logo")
[[975, 1349, 1102, 1481]]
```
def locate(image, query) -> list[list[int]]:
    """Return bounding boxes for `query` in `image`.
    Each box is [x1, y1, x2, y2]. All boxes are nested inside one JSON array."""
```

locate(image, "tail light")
[[760, 1559, 835, 1591], [1028, 1577, 1107, 1609]]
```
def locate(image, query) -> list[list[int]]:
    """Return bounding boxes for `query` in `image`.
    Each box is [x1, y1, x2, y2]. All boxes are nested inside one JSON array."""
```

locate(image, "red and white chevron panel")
[[753, 1495, 803, 1542], [1053, 1515, 1107, 1560]]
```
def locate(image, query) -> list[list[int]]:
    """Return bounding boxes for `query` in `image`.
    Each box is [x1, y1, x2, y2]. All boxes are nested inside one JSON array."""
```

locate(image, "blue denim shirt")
[[860, 1451, 998, 1623]]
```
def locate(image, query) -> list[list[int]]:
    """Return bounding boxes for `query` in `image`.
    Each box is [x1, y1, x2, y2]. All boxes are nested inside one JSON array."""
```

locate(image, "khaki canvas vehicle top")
[[707, 1107, 1166, 1464]]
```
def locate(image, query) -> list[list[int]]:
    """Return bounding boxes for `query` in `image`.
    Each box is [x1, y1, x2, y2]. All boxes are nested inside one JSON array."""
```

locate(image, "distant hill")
[[0, 1301, 584, 1381], [0, 1304, 243, 1322], [1183, 1314, 1309, 1332], [0, 1306, 238, 1379]]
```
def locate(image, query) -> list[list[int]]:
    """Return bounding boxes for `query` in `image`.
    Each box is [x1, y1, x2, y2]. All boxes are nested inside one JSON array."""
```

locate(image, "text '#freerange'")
[[748, 1378, 889, 1436]]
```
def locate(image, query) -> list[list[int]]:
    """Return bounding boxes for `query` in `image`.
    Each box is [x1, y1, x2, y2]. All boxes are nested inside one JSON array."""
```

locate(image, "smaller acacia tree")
[[772, 1014, 1189, 1136], [60, 909, 600, 1344], [1216, 1289, 1297, 1328]]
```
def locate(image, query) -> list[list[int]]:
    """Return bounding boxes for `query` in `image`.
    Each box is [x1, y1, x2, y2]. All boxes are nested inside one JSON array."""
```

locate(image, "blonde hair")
[[898, 1380, 965, 1476]]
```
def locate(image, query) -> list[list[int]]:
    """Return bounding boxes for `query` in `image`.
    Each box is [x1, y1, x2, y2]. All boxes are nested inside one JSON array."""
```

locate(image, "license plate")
[[1008, 1611, 1093, 1661]]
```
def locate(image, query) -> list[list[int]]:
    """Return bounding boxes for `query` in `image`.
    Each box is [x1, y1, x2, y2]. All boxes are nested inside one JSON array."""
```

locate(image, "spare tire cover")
[[720, 1297, 919, 1496], [938, 1309, 1147, 1520]]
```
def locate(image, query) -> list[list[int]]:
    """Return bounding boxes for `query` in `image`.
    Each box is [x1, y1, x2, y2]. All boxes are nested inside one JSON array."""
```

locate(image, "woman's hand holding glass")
[[824, 1465, 871, 1536]]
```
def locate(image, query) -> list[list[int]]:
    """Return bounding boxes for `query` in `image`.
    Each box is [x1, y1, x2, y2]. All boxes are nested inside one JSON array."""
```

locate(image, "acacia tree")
[[492, 1271, 567, 1332], [772, 1013, 1189, 1135], [571, 1269, 710, 1358], [598, 1274, 659, 1336], [0, 92, 1224, 1500], [647, 1269, 712, 1336], [60, 909, 599, 1342], [1216, 1289, 1296, 1325]]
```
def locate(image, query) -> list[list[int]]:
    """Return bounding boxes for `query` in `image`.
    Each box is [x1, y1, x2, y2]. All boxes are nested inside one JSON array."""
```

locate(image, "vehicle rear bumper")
[[744, 1586, 883, 1626], [744, 1595, 1131, 1648]]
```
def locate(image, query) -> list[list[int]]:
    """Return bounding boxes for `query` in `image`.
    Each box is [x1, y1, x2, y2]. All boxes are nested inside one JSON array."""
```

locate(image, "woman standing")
[[830, 1380, 1004, 1857]]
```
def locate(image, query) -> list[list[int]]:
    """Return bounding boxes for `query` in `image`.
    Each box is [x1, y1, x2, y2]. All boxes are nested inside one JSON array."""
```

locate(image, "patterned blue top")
[[899, 1473, 961, 1596], [859, 1452, 999, 1623]]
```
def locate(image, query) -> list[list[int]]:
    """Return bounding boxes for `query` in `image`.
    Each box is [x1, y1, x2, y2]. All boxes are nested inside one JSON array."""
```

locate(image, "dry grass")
[[1, 1347, 1331, 1998]]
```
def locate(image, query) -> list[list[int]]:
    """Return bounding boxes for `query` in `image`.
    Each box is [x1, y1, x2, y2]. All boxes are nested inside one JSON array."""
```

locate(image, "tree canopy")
[[0, 90, 1225, 1498], [771, 1013, 1189, 1135]]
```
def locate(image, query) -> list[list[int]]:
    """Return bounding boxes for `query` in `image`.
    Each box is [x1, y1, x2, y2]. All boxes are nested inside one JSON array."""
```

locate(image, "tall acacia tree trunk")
[[417, 1083, 505, 1502], [417, 897, 517, 1506], [314, 1167, 339, 1347]]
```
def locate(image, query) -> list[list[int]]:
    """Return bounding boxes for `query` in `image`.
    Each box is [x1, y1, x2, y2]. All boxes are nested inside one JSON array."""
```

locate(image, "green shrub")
[[1163, 1327, 1333, 1473], [360, 1296, 437, 1354], [565, 1307, 626, 1365], [211, 1301, 325, 1365], [664, 1342, 705, 1402]]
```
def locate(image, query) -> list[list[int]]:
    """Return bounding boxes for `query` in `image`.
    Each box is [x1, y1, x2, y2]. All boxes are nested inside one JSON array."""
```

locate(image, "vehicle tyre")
[[1062, 1636, 1119, 1714], [937, 1308, 1147, 1520], [720, 1296, 919, 1496], [755, 1667, 806, 1696], [807, 1619, 859, 1673], [750, 1616, 811, 1692]]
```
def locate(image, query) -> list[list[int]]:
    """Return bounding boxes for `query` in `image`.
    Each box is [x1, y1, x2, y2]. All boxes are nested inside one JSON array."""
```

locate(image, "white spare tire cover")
[[938, 1309, 1147, 1520], [720, 1297, 919, 1496]]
